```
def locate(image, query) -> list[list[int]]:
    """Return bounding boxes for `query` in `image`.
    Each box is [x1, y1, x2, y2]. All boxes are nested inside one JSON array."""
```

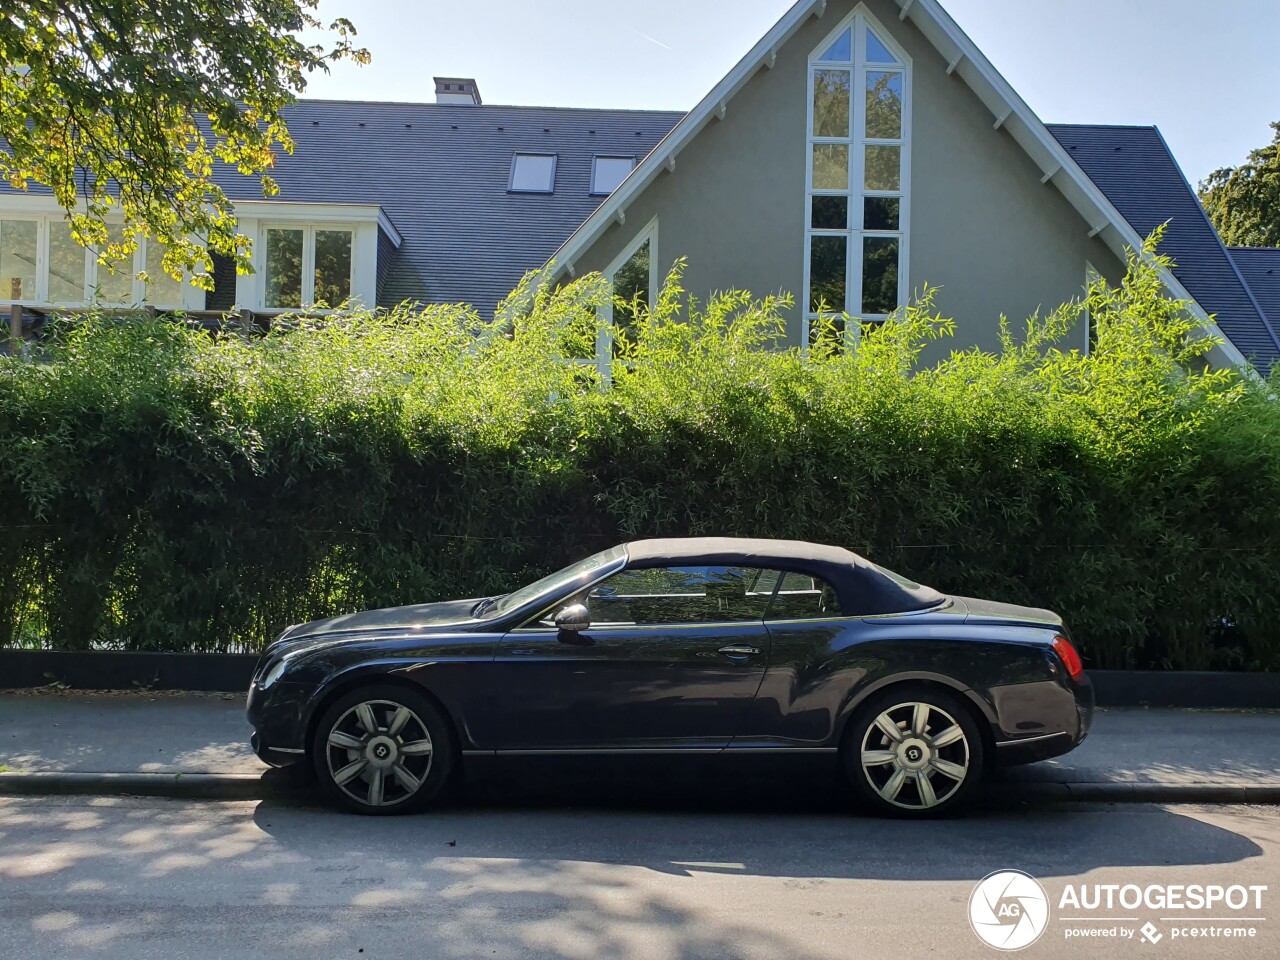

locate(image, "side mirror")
[[554, 603, 591, 633]]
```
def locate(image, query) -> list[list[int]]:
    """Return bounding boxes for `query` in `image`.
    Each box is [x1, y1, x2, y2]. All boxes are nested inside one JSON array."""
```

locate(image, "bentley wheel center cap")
[[367, 736, 398, 766], [899, 738, 930, 769]]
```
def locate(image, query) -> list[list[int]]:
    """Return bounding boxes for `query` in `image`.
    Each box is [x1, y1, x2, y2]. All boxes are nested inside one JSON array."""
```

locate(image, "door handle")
[[718, 644, 760, 658]]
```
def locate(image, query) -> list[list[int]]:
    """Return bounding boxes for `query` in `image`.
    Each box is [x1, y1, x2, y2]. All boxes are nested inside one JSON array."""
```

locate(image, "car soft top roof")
[[623, 537, 944, 616]]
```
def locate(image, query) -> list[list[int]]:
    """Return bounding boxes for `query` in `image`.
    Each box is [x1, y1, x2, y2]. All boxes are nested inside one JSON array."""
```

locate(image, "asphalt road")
[[1, 794, 1276, 960]]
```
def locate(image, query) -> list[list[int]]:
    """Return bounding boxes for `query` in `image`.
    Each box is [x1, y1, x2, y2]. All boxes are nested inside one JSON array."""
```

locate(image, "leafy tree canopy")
[[1199, 121, 1280, 248], [0, 1, 368, 288]]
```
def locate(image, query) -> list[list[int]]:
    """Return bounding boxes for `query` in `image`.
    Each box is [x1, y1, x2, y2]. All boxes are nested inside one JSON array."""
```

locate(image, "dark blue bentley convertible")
[[247, 538, 1092, 817]]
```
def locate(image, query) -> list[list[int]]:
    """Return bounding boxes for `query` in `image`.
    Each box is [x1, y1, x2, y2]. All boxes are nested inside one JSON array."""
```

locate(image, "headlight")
[[260, 658, 291, 689]]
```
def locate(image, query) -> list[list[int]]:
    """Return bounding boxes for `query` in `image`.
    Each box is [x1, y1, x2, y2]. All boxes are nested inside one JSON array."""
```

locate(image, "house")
[[2, 0, 1278, 377]]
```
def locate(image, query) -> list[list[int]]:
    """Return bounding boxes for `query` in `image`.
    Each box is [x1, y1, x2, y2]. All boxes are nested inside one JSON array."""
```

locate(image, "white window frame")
[[802, 4, 912, 349], [0, 212, 187, 309], [590, 155, 638, 196], [594, 216, 659, 377], [1084, 261, 1102, 355], [509, 153, 559, 194], [259, 222, 357, 310]]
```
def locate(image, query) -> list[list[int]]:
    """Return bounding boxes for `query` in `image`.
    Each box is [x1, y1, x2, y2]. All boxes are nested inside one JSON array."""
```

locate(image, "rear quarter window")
[[765, 571, 840, 620]]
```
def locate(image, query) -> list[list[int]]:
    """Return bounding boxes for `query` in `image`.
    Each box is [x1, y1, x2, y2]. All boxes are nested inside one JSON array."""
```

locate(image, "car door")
[[740, 569, 861, 745], [488, 565, 779, 751]]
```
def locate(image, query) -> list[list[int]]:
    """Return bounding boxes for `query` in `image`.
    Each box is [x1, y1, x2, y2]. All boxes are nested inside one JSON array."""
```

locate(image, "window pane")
[[862, 237, 900, 315], [812, 144, 849, 190], [205, 251, 238, 312], [866, 71, 903, 139], [809, 312, 846, 351], [143, 240, 184, 306], [818, 28, 852, 62], [47, 220, 86, 302], [811, 196, 848, 230], [265, 228, 304, 308], [611, 238, 650, 356], [510, 154, 556, 193], [583, 566, 775, 625], [0, 220, 37, 301], [812, 69, 851, 138], [592, 157, 635, 195], [866, 28, 900, 64], [863, 197, 900, 231], [864, 145, 901, 190], [313, 230, 352, 306], [765, 571, 840, 620], [94, 224, 135, 303], [809, 235, 847, 313]]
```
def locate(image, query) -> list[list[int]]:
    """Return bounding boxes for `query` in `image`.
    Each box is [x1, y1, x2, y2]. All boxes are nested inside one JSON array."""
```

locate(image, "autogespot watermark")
[[967, 870, 1268, 950], [970, 870, 1051, 950]]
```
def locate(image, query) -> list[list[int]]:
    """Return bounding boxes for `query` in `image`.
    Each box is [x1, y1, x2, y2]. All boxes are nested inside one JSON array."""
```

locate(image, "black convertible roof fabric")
[[624, 538, 943, 616]]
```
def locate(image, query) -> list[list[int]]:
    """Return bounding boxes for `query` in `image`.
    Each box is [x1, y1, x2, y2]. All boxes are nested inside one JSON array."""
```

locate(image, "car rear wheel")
[[844, 686, 984, 818], [311, 685, 455, 815]]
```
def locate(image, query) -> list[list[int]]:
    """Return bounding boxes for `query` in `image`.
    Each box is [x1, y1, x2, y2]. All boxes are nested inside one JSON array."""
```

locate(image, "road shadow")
[[253, 754, 1266, 882]]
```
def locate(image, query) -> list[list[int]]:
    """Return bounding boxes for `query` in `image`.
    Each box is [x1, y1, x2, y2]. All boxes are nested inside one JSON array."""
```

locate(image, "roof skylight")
[[510, 153, 557, 193]]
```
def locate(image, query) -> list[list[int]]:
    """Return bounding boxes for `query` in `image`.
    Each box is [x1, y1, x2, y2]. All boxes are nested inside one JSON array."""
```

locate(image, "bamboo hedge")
[[1, 237, 1277, 669]]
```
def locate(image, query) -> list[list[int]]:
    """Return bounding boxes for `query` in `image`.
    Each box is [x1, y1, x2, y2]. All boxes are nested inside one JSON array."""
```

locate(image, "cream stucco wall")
[[569, 0, 1124, 358]]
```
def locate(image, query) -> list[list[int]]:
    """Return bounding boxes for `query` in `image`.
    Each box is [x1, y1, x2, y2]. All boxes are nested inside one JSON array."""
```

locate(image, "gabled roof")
[[545, 0, 1251, 373], [1228, 247, 1280, 343], [1048, 124, 1280, 376]]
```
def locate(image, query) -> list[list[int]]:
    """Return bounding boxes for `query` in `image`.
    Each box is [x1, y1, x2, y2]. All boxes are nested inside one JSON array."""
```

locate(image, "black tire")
[[842, 684, 985, 819], [311, 684, 456, 816]]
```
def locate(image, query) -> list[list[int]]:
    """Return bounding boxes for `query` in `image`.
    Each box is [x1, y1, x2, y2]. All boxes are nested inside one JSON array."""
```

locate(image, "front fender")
[[296, 653, 495, 753]]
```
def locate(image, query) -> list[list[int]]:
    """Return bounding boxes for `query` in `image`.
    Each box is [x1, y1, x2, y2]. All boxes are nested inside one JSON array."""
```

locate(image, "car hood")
[[278, 597, 486, 644], [950, 595, 1064, 631]]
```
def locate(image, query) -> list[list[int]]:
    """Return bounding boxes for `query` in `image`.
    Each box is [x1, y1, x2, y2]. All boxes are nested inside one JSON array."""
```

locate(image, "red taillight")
[[1053, 635, 1084, 680]]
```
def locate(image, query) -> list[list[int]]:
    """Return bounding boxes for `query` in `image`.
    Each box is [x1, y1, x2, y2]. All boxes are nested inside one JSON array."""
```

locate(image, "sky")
[[302, 0, 1280, 187]]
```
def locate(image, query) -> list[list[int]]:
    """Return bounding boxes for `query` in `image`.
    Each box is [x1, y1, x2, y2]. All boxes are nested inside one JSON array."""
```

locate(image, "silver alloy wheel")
[[324, 699, 434, 808], [859, 700, 970, 810]]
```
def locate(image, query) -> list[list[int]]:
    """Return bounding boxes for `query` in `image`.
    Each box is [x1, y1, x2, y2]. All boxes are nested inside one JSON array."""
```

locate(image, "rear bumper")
[[990, 673, 1094, 767]]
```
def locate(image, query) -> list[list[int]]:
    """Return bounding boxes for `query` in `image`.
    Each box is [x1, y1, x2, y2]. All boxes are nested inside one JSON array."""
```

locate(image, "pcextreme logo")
[[968, 870, 1268, 950], [969, 870, 1051, 951]]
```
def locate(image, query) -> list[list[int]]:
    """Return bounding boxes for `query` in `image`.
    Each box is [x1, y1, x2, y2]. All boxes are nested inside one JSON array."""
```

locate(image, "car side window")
[[764, 571, 840, 620], [578, 566, 779, 626]]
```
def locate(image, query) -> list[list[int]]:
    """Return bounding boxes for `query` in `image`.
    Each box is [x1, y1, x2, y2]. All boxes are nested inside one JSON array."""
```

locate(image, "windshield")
[[487, 545, 627, 618]]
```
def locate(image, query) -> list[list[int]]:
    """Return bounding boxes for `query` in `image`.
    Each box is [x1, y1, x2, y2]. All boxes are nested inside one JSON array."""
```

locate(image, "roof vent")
[[434, 77, 482, 106]]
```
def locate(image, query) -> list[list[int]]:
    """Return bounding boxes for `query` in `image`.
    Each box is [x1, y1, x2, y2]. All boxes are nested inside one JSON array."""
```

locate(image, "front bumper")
[[246, 678, 314, 768]]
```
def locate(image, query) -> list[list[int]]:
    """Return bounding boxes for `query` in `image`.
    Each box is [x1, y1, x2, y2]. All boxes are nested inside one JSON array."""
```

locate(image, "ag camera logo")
[[969, 870, 1050, 951]]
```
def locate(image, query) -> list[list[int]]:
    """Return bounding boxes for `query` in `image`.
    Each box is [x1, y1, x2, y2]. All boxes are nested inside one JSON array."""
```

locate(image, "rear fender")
[[834, 670, 998, 746]]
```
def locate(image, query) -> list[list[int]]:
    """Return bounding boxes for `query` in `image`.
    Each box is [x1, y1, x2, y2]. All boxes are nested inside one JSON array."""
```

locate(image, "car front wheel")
[[844, 686, 984, 818], [311, 685, 455, 815]]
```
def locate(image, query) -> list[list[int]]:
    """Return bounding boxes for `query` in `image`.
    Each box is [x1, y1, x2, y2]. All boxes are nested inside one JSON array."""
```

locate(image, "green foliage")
[[0, 1, 369, 283], [1, 238, 1278, 671], [1199, 120, 1280, 247]]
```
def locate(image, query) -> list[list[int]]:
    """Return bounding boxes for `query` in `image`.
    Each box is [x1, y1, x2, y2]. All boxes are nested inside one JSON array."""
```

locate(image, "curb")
[[989, 781, 1280, 805], [0, 771, 307, 802], [2, 771, 1278, 805]]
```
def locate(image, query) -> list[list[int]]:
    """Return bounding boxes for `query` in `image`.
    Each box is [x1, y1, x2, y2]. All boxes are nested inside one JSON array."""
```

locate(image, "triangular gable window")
[[866, 28, 900, 65], [818, 28, 852, 63]]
